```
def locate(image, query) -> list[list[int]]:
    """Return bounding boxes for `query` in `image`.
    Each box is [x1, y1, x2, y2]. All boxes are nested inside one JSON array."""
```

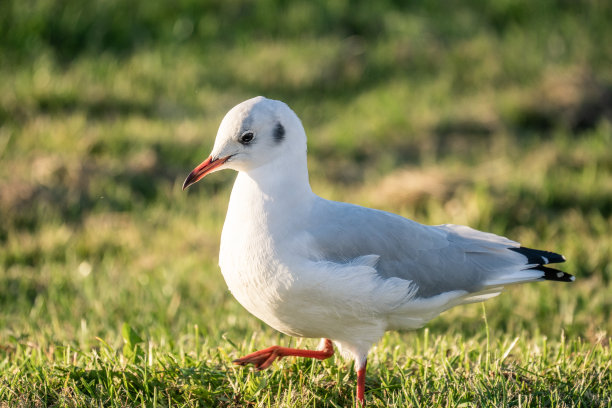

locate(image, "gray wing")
[[307, 198, 571, 298]]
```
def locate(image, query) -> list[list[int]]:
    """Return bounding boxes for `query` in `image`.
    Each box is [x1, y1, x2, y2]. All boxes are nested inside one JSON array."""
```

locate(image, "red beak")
[[182, 155, 230, 190]]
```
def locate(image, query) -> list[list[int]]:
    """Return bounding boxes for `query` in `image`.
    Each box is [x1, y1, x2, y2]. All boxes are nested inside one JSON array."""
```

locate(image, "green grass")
[[1, 1, 612, 406], [3, 326, 611, 407]]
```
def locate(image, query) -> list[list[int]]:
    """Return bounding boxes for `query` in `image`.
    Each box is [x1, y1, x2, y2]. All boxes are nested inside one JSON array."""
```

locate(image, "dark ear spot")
[[273, 122, 285, 144]]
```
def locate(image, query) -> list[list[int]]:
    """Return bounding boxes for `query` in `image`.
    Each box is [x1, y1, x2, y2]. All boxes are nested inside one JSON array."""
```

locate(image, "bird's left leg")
[[356, 358, 367, 406], [233, 338, 334, 370]]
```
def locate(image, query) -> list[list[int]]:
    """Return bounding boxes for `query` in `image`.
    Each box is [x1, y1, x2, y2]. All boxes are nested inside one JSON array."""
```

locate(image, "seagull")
[[182, 96, 574, 405]]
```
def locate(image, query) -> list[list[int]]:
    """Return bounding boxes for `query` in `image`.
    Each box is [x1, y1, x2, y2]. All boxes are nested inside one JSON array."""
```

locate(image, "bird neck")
[[229, 154, 314, 222]]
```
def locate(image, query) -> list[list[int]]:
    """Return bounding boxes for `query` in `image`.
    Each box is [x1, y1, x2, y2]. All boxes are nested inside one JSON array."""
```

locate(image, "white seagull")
[[182, 96, 573, 405]]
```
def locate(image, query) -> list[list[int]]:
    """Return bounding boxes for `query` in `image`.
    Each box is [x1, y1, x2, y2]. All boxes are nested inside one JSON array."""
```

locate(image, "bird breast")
[[218, 203, 307, 336]]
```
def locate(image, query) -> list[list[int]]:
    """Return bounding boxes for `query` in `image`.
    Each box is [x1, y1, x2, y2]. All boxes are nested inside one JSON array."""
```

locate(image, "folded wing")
[[308, 199, 573, 300]]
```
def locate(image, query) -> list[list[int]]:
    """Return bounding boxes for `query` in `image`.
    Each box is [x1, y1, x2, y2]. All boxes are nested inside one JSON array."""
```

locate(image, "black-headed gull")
[[183, 96, 573, 405]]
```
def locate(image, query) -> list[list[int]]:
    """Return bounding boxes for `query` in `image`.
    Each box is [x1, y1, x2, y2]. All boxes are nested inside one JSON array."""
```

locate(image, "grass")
[[1, 0, 612, 406], [2, 326, 611, 407]]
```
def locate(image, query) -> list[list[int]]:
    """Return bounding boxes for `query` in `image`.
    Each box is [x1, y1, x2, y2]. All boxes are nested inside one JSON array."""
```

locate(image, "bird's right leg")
[[356, 358, 367, 406], [232, 338, 334, 370]]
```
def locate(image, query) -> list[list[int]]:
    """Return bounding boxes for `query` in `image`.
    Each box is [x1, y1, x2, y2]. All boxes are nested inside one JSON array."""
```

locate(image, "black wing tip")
[[529, 265, 575, 282], [509, 246, 566, 265]]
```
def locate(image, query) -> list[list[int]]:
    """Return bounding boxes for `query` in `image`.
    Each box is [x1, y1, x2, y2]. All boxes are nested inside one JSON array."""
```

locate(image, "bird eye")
[[239, 131, 254, 144]]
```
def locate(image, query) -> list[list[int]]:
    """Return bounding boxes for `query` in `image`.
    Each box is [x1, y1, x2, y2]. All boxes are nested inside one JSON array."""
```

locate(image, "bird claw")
[[232, 346, 282, 370]]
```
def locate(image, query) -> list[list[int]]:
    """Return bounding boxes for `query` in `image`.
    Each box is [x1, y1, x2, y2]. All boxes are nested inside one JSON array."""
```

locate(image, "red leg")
[[356, 360, 367, 406], [233, 338, 334, 370]]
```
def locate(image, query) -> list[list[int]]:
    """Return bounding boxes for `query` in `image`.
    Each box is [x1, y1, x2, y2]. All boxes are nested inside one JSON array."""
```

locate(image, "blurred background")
[[1, 0, 611, 351]]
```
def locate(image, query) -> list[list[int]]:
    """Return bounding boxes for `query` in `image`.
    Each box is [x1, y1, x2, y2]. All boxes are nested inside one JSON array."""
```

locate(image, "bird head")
[[183, 96, 306, 190]]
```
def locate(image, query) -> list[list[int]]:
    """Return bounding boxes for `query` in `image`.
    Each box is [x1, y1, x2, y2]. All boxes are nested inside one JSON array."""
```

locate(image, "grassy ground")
[[1, 1, 612, 406]]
